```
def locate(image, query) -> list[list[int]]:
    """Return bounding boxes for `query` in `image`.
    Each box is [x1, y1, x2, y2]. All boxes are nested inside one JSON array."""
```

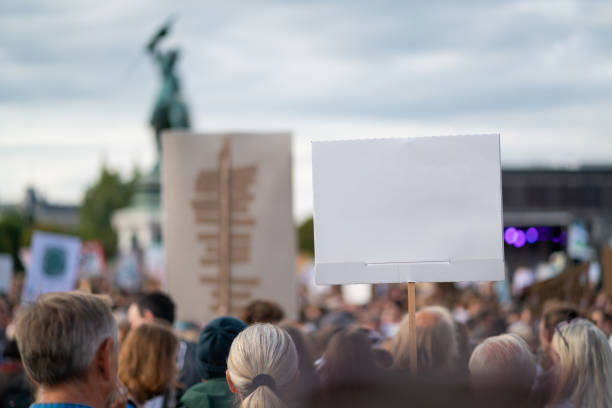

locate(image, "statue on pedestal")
[[146, 18, 191, 170], [112, 18, 191, 271]]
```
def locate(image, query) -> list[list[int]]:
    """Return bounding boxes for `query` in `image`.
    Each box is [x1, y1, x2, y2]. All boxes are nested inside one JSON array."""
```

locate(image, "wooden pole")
[[218, 137, 232, 315], [407, 282, 417, 375]]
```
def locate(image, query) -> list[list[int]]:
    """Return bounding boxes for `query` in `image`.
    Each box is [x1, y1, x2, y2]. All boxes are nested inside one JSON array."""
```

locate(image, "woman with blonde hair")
[[391, 306, 458, 376], [226, 324, 298, 408], [119, 323, 179, 407], [549, 318, 612, 408]]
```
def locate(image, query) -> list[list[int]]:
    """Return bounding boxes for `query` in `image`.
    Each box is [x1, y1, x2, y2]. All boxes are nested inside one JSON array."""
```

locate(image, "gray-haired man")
[[15, 291, 126, 408]]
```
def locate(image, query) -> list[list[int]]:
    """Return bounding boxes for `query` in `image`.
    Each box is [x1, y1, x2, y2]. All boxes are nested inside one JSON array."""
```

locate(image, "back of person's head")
[[119, 322, 179, 404], [539, 300, 580, 348], [469, 333, 536, 402], [551, 318, 612, 408], [280, 324, 320, 398], [14, 291, 117, 386], [137, 292, 176, 325], [309, 325, 343, 360], [319, 327, 381, 389], [240, 299, 285, 325], [196, 316, 247, 380], [392, 305, 458, 375], [227, 323, 298, 408]]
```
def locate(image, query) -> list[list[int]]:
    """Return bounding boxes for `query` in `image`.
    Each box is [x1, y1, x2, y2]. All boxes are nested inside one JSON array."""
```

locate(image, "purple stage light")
[[514, 230, 526, 248], [504, 227, 518, 245], [526, 227, 538, 244]]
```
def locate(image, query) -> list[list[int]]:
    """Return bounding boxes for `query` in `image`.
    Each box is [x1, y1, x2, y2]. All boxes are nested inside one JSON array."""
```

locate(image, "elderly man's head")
[[15, 292, 119, 408], [469, 333, 536, 401], [391, 306, 458, 375]]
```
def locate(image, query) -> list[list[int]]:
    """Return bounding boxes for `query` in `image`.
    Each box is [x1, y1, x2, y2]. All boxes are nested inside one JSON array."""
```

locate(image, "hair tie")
[[248, 373, 276, 394]]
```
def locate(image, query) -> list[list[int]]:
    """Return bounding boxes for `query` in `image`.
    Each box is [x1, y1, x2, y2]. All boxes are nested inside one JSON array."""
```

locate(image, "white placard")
[[0, 254, 13, 293], [163, 132, 296, 323], [22, 231, 82, 303], [313, 134, 504, 284]]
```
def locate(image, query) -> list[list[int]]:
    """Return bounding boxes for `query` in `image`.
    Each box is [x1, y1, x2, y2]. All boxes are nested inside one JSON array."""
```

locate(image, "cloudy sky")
[[2, 0, 612, 221]]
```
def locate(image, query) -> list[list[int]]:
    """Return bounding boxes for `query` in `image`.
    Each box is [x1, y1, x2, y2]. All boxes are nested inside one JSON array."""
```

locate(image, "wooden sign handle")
[[407, 282, 417, 375]]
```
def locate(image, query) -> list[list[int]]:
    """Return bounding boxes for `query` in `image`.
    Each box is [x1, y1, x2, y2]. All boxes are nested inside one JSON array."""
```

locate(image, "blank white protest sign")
[[312, 134, 504, 284]]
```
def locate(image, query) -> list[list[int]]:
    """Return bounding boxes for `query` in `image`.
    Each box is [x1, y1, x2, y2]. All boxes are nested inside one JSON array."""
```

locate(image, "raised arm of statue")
[[146, 19, 175, 63]]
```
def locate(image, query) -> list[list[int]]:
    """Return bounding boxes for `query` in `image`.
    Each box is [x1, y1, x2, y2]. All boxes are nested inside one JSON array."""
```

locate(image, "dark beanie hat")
[[196, 316, 247, 379]]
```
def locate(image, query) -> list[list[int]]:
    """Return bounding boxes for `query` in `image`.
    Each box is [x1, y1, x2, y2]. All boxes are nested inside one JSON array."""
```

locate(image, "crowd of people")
[[1, 278, 612, 408]]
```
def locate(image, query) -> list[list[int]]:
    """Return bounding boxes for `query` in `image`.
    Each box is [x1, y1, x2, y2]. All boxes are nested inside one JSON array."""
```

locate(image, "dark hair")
[[542, 301, 580, 335], [319, 327, 383, 390], [281, 324, 320, 399], [137, 292, 176, 325], [239, 299, 284, 325]]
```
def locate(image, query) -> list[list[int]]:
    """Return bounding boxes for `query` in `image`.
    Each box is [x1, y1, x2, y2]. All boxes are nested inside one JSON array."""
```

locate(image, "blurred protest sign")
[[0, 254, 13, 293], [524, 262, 591, 314], [144, 242, 165, 286], [312, 134, 504, 285], [602, 247, 612, 297], [22, 231, 82, 303], [79, 241, 106, 278], [567, 220, 595, 261], [163, 132, 295, 323], [115, 252, 142, 292]]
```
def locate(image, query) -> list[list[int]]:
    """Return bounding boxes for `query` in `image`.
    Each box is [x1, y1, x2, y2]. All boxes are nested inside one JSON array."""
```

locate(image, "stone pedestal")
[[112, 171, 162, 255]]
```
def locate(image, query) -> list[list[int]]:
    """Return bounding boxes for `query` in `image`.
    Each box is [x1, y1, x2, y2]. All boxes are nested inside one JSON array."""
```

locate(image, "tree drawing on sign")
[[191, 137, 259, 314]]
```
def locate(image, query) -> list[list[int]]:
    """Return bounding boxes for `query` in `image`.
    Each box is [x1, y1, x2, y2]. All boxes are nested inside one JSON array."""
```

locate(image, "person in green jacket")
[[180, 317, 247, 408]]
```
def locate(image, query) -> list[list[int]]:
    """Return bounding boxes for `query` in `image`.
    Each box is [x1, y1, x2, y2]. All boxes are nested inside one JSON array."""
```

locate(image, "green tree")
[[79, 167, 138, 259], [0, 212, 26, 272], [298, 216, 314, 256]]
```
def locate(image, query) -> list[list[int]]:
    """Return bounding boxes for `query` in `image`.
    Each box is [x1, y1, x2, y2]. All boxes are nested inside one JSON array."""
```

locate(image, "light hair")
[[227, 324, 298, 408], [469, 333, 536, 396], [14, 291, 117, 386], [118, 323, 179, 404], [391, 306, 457, 374], [551, 318, 612, 408]]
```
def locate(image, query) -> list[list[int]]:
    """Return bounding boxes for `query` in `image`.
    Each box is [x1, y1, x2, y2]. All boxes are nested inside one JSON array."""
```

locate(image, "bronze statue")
[[146, 18, 191, 166]]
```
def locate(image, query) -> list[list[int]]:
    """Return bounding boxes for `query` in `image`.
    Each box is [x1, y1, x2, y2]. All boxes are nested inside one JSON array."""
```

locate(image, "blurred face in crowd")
[[127, 303, 154, 328], [592, 310, 612, 338]]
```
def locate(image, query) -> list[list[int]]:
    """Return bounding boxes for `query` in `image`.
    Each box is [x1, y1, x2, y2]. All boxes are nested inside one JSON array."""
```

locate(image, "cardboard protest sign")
[[163, 132, 295, 323], [601, 247, 612, 297], [524, 262, 591, 315], [0, 254, 13, 293], [22, 231, 82, 303], [312, 134, 504, 284]]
